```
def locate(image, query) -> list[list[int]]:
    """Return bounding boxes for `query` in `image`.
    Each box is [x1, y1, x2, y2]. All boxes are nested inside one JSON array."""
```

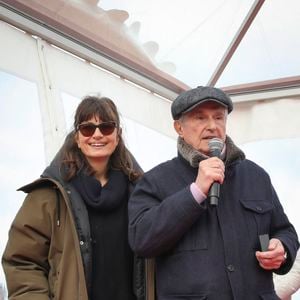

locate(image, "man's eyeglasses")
[[77, 122, 117, 137]]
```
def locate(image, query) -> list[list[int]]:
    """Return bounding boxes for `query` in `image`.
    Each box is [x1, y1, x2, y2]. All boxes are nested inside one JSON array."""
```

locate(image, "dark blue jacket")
[[129, 153, 299, 300]]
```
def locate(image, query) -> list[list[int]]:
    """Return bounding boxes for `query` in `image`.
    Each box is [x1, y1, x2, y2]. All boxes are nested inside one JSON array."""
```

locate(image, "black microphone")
[[208, 138, 224, 206]]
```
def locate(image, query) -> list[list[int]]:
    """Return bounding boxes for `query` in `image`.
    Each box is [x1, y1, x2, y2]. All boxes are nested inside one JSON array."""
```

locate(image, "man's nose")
[[207, 118, 217, 129]]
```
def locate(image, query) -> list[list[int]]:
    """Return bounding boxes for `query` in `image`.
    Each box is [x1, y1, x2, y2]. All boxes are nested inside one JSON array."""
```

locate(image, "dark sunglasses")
[[77, 121, 117, 137]]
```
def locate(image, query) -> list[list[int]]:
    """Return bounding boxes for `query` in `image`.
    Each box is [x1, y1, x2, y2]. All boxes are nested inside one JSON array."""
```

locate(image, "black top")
[[88, 200, 135, 300], [72, 169, 135, 300]]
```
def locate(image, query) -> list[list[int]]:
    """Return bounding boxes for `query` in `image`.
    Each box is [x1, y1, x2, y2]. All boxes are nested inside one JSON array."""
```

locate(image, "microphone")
[[208, 138, 224, 206]]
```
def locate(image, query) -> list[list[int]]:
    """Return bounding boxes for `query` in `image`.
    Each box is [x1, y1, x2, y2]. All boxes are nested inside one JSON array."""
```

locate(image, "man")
[[128, 86, 299, 300]]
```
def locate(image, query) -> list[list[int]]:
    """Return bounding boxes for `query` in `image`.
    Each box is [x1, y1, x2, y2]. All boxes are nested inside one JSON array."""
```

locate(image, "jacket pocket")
[[48, 252, 62, 300], [48, 268, 57, 300], [240, 199, 273, 249]]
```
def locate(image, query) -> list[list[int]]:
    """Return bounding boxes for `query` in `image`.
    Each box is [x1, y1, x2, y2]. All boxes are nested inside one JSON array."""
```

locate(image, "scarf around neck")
[[177, 135, 245, 168], [71, 168, 129, 211]]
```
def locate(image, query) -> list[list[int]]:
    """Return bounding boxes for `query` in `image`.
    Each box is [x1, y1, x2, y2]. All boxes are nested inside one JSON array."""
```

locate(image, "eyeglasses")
[[77, 121, 117, 137]]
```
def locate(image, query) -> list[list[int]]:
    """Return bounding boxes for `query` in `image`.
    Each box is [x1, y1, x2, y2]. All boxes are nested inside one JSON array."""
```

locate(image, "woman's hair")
[[59, 95, 142, 181]]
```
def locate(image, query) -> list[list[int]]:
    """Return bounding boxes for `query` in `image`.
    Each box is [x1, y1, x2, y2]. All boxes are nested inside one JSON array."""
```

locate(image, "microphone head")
[[208, 138, 224, 157]]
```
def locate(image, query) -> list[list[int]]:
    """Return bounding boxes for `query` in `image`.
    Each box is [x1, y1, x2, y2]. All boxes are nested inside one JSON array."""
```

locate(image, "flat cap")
[[171, 86, 233, 120]]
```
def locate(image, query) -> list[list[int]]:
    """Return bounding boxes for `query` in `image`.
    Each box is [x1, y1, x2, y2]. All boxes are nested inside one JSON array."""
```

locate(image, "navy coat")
[[129, 153, 299, 300]]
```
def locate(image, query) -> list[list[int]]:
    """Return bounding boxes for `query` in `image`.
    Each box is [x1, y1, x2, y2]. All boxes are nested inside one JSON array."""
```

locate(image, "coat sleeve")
[[2, 188, 55, 300], [128, 172, 205, 257]]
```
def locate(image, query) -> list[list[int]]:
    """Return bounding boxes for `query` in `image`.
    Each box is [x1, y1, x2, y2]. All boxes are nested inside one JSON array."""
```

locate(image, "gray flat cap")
[[171, 86, 233, 120]]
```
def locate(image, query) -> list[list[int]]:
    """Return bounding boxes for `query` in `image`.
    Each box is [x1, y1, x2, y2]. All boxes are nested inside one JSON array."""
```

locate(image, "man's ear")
[[174, 120, 183, 137]]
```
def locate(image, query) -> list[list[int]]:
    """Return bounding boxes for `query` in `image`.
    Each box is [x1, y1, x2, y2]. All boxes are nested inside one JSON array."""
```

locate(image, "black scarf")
[[71, 168, 128, 211], [72, 169, 135, 300]]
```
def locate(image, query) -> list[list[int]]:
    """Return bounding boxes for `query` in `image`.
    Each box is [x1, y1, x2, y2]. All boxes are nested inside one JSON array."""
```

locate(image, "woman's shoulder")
[[18, 177, 63, 209], [19, 177, 57, 192]]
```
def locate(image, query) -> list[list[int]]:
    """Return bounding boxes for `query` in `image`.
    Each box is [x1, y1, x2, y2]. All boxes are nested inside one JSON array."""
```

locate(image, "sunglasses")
[[77, 121, 117, 137]]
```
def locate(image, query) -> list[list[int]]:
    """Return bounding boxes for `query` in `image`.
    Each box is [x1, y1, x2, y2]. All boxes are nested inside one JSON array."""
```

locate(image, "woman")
[[274, 249, 300, 299], [2, 96, 144, 300]]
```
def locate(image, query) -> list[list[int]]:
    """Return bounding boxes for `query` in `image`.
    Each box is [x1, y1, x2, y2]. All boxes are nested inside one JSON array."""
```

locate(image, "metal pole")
[[207, 0, 265, 87]]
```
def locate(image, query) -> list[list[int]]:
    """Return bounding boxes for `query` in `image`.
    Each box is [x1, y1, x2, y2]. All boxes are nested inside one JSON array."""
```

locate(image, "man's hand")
[[256, 238, 286, 270], [195, 157, 225, 196]]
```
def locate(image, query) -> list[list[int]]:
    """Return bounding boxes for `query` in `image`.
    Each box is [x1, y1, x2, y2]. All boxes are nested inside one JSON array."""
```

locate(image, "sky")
[[0, 73, 45, 292], [99, 0, 300, 87]]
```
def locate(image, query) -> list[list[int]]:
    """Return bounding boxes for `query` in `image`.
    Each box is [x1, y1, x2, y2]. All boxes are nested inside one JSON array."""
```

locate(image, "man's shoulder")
[[235, 159, 272, 185], [240, 158, 269, 175]]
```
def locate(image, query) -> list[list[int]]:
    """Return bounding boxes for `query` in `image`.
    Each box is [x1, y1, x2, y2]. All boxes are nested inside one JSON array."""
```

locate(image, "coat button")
[[80, 241, 84, 245], [256, 206, 262, 211], [227, 264, 235, 272]]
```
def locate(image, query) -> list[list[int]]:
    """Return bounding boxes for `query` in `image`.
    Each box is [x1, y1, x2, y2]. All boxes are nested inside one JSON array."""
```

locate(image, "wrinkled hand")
[[256, 238, 286, 270], [195, 157, 225, 196]]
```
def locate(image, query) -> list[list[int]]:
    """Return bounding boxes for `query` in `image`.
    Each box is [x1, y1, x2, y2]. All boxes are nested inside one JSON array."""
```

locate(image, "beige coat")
[[2, 179, 89, 300], [274, 250, 300, 300]]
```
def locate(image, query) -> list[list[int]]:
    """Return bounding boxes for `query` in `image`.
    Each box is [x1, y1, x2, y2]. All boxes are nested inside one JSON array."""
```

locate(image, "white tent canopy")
[[0, 1, 300, 298]]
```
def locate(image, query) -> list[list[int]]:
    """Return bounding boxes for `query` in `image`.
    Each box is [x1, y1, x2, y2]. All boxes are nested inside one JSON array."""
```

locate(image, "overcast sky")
[[100, 0, 300, 87]]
